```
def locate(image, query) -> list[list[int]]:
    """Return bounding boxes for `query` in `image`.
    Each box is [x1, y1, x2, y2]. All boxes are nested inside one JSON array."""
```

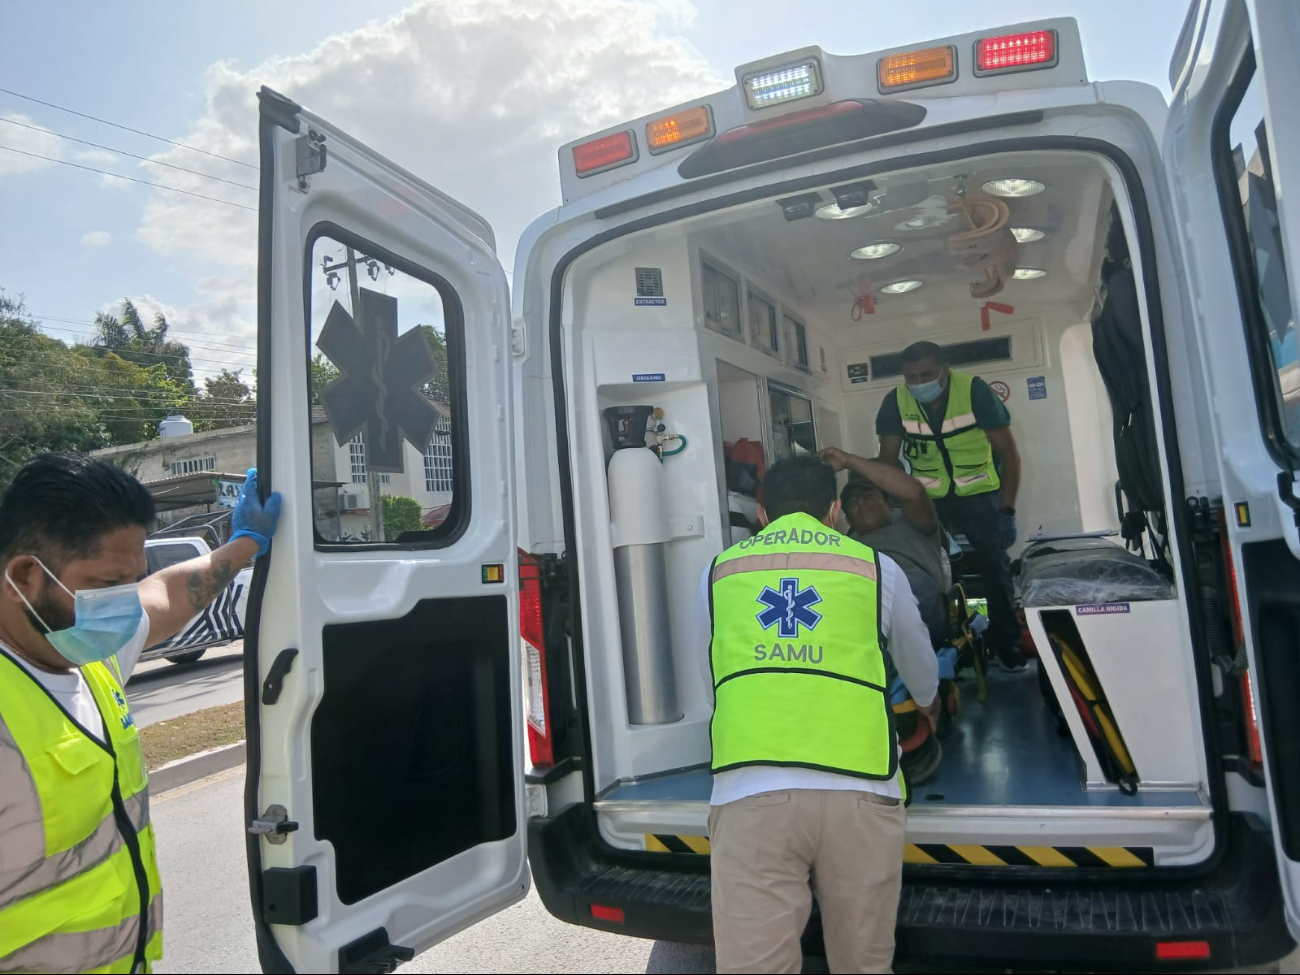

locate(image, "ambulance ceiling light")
[[1010, 227, 1046, 243], [881, 279, 923, 294], [895, 211, 953, 231], [741, 60, 823, 110], [1013, 266, 1047, 280], [983, 177, 1045, 197], [851, 242, 903, 260], [816, 202, 876, 220]]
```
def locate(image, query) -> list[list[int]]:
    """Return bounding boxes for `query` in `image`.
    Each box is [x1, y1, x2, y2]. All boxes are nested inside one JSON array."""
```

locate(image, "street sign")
[[316, 288, 441, 473], [216, 478, 242, 508]]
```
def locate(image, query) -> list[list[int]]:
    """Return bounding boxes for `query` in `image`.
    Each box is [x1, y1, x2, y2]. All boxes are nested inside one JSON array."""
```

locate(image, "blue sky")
[[0, 0, 1191, 381]]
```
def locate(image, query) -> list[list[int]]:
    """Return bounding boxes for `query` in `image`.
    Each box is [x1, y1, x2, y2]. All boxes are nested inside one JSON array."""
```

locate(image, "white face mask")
[[5, 558, 145, 666]]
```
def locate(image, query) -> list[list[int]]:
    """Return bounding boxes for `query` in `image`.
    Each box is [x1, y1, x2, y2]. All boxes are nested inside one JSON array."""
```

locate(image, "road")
[[152, 766, 715, 974], [128, 641, 245, 727]]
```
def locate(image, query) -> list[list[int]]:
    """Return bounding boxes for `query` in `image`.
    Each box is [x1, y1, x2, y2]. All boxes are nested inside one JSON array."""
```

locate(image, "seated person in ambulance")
[[820, 447, 949, 646], [875, 341, 1027, 671]]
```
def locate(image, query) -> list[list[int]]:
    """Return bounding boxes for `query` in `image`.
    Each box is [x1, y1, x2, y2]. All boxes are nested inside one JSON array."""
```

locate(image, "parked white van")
[[246, 1, 1300, 970]]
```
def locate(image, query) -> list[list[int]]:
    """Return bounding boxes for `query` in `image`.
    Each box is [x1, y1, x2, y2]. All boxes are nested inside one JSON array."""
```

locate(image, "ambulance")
[[244, 0, 1300, 969]]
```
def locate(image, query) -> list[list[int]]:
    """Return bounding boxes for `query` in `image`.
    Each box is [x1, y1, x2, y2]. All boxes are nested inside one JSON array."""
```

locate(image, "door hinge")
[[510, 321, 526, 357], [338, 928, 415, 975], [249, 804, 299, 844], [296, 129, 327, 190]]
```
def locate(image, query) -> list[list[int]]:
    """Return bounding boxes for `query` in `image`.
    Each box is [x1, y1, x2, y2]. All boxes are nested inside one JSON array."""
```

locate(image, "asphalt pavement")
[[151, 766, 715, 974], [128, 641, 245, 727]]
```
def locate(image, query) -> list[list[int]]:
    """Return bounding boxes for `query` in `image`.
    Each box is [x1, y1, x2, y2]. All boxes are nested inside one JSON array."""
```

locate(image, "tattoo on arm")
[[185, 557, 237, 612]]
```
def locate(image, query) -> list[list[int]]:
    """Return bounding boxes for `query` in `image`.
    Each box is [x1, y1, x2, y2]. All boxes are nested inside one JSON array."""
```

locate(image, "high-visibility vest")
[[709, 512, 896, 780], [895, 371, 1001, 499], [0, 648, 163, 974]]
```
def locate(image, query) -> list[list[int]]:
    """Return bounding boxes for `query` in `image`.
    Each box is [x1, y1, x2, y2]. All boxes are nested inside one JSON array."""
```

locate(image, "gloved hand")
[[231, 468, 282, 558], [999, 508, 1017, 549]]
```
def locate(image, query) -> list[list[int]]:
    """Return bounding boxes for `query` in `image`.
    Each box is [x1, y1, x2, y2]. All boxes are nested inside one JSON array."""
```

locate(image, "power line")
[[31, 319, 256, 356], [0, 144, 256, 211], [0, 117, 257, 192], [0, 86, 257, 170]]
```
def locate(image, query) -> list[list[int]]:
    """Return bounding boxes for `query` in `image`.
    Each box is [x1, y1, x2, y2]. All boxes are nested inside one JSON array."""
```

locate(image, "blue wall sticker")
[[1027, 376, 1047, 400]]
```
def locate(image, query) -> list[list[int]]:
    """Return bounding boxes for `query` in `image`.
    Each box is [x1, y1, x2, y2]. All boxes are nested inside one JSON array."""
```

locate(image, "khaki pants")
[[709, 789, 905, 974]]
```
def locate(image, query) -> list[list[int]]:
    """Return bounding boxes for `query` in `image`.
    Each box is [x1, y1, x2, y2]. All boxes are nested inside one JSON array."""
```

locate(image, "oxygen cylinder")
[[605, 407, 682, 726]]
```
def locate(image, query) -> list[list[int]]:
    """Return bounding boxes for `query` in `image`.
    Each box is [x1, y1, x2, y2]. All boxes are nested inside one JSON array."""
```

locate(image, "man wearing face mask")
[[875, 341, 1027, 671], [0, 453, 281, 973]]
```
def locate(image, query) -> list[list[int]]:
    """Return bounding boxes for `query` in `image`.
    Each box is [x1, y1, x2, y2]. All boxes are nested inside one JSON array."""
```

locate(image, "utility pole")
[[324, 247, 386, 542]]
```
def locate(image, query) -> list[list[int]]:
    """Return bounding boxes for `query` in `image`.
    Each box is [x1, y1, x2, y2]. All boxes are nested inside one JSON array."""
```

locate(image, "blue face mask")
[[6, 558, 145, 666], [906, 378, 945, 403]]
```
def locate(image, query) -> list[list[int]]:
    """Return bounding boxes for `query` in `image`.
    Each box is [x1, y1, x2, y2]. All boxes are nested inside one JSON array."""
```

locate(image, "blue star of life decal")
[[756, 577, 823, 639]]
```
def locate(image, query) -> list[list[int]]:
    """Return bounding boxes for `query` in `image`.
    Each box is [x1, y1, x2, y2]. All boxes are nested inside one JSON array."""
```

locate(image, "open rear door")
[[244, 88, 524, 973], [1164, 0, 1300, 936]]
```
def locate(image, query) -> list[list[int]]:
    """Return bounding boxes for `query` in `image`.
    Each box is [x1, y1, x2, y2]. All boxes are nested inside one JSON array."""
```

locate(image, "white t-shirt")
[[5, 616, 151, 742], [696, 552, 938, 805]]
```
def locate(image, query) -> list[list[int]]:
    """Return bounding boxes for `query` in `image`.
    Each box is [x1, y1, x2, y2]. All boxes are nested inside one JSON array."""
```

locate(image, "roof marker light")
[[976, 30, 1058, 75], [573, 131, 637, 177], [878, 46, 957, 92], [742, 60, 823, 111], [646, 106, 714, 154]]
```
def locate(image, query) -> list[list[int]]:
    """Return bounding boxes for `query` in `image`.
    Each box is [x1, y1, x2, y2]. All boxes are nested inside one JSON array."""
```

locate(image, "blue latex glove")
[[999, 510, 1018, 549], [230, 468, 282, 558]]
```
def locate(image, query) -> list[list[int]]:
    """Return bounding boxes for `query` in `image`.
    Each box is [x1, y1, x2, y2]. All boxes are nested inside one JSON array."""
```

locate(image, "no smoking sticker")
[[989, 380, 1011, 403]]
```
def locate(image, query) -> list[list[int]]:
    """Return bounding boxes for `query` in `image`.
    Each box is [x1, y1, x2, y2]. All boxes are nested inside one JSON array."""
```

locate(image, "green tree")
[[90, 298, 196, 393], [309, 352, 340, 407], [381, 494, 423, 539], [193, 368, 256, 430], [416, 325, 450, 406]]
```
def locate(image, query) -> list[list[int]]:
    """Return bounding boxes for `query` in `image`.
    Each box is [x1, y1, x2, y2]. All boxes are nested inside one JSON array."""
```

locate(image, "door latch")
[[249, 804, 299, 844], [1280, 469, 1300, 531]]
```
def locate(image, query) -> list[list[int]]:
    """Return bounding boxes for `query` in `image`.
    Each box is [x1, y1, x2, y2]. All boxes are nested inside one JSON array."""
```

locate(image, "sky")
[[0, 0, 1193, 384]]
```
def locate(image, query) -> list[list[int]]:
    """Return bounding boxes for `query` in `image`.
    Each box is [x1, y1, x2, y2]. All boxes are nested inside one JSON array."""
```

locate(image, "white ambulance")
[[246, 0, 1300, 970]]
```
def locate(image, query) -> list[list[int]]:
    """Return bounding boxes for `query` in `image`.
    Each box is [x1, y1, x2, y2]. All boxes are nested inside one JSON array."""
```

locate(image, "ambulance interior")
[[564, 149, 1217, 865]]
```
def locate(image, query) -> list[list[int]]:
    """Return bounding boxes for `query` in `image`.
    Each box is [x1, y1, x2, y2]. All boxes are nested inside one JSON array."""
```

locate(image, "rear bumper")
[[528, 806, 1294, 971]]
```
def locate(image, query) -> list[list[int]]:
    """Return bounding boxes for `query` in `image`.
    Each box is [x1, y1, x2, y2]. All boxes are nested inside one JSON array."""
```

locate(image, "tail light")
[[519, 550, 554, 768], [1156, 940, 1211, 961], [877, 46, 957, 93], [1218, 512, 1263, 771], [974, 30, 1057, 75], [646, 106, 714, 154]]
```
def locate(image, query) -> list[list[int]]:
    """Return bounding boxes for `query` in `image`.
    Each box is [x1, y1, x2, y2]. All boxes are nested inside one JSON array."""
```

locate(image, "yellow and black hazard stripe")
[[645, 834, 711, 854], [905, 843, 1154, 868]]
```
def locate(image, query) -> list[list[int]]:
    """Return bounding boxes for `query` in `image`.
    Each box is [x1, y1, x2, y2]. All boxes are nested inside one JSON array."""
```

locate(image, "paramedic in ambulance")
[[697, 455, 939, 974], [875, 341, 1027, 670], [819, 446, 949, 646], [0, 454, 280, 973]]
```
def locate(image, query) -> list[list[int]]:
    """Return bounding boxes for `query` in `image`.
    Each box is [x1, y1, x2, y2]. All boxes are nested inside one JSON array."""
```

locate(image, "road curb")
[[150, 740, 246, 794]]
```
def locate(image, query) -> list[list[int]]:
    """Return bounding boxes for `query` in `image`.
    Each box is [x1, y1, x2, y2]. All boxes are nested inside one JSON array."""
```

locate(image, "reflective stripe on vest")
[[0, 649, 163, 974], [895, 371, 1000, 499], [709, 513, 896, 780]]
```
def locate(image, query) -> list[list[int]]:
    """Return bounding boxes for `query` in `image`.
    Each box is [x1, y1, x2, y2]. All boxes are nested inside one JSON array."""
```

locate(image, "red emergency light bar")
[[975, 30, 1057, 75], [573, 130, 637, 177]]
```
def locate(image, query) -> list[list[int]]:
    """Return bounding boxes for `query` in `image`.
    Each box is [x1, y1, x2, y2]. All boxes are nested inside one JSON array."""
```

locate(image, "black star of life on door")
[[317, 287, 441, 473]]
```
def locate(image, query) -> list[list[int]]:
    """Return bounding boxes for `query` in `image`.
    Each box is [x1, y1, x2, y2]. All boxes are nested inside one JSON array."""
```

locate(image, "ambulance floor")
[[600, 665, 1203, 808]]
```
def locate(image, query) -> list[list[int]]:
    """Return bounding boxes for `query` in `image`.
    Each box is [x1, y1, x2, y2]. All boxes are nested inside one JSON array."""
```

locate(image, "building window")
[[169, 455, 216, 476], [749, 291, 779, 357], [784, 314, 809, 369], [702, 261, 741, 339], [348, 434, 389, 485], [424, 415, 454, 493]]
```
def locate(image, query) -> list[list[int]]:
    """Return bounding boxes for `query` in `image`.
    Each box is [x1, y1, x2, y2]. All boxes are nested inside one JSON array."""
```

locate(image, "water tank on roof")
[[159, 415, 194, 439]]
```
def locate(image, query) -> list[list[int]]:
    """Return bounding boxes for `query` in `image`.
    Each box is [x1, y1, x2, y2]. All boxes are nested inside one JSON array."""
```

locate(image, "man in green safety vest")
[[876, 341, 1027, 670], [0, 453, 280, 973], [697, 456, 939, 974]]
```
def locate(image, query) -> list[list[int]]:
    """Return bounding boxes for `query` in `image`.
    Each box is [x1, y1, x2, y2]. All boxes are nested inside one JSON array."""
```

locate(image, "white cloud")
[[136, 0, 723, 281], [0, 113, 65, 176], [73, 148, 118, 167], [80, 230, 113, 247]]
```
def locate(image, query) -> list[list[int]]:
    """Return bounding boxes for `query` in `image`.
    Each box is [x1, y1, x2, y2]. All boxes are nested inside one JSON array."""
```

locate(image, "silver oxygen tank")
[[605, 406, 682, 726]]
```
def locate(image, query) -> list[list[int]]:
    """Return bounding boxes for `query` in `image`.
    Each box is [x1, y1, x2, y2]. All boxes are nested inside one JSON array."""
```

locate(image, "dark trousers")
[[935, 491, 1019, 651]]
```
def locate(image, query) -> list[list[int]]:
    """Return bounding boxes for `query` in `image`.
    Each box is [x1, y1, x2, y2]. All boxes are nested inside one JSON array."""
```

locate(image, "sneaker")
[[991, 644, 1028, 671]]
